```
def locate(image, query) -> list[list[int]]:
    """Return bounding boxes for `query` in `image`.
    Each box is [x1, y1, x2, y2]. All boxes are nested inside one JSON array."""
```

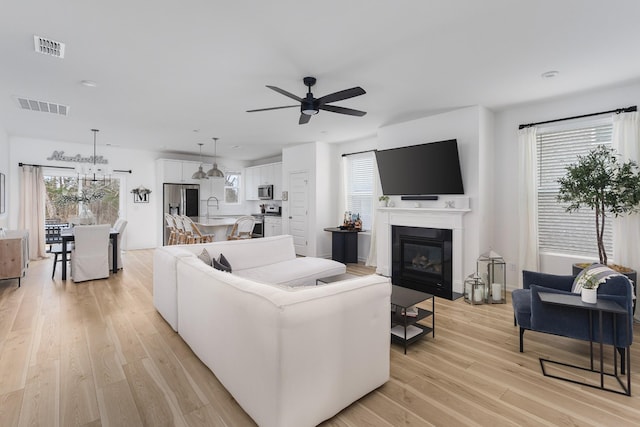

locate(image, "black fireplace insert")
[[392, 226, 453, 299]]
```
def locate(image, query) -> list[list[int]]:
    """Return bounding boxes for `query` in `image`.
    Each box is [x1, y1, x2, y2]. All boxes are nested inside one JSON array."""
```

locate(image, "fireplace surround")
[[375, 204, 471, 299]]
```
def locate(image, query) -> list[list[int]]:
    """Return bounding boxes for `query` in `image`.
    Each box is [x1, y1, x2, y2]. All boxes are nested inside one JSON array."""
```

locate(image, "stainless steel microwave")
[[258, 184, 273, 200]]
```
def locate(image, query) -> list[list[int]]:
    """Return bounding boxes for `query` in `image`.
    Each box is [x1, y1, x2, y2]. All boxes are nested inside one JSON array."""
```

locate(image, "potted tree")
[[557, 144, 640, 283]]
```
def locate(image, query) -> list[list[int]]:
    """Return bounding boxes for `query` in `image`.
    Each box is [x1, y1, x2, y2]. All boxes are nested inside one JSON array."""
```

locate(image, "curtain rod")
[[518, 105, 637, 130], [18, 162, 132, 173], [341, 149, 377, 157]]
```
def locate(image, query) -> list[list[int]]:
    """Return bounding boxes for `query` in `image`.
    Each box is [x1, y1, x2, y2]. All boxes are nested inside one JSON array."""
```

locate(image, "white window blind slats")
[[536, 123, 613, 257], [345, 152, 375, 231]]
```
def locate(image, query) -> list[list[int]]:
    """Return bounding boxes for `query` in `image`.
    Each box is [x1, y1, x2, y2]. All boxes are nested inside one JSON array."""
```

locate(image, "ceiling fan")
[[247, 76, 366, 125]]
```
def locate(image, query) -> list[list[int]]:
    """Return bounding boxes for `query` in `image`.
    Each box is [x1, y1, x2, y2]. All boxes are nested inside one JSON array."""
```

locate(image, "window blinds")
[[345, 151, 374, 230], [537, 123, 613, 256]]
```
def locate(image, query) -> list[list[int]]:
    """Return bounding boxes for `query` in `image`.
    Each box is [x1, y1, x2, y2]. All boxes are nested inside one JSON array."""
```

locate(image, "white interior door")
[[288, 171, 309, 256]]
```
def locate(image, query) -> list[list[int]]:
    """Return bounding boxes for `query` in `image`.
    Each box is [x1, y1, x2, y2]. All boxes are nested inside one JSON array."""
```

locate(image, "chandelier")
[[76, 129, 112, 185]]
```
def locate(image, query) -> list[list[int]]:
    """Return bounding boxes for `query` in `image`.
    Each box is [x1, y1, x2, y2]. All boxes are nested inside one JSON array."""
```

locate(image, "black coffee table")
[[391, 285, 434, 354]]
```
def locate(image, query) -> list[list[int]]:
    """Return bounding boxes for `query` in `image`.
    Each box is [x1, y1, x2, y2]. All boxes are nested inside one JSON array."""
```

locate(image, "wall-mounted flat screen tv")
[[375, 139, 464, 195]]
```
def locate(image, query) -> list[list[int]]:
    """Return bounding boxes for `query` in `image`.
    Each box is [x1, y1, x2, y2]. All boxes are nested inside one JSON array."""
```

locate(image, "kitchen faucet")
[[206, 196, 219, 218]]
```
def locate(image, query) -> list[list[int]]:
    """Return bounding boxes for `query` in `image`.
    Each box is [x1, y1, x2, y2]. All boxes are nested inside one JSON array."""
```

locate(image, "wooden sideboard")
[[0, 230, 29, 287]]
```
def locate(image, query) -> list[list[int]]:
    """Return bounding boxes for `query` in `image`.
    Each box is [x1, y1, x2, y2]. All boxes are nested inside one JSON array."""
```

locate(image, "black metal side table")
[[390, 285, 434, 354], [538, 292, 631, 396]]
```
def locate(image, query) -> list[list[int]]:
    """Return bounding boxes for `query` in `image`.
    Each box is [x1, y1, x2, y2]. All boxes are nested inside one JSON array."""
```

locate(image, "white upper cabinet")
[[160, 159, 201, 184], [244, 162, 282, 201]]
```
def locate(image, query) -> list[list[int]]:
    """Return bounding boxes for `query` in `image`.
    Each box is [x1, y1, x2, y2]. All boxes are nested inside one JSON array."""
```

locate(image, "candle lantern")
[[477, 250, 506, 303], [464, 273, 486, 305]]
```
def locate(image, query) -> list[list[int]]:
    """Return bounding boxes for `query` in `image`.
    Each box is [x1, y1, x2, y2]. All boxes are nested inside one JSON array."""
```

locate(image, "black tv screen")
[[375, 139, 464, 195]]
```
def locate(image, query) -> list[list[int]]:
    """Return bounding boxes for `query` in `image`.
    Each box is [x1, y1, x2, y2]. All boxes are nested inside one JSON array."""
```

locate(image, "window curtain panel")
[[19, 165, 47, 260], [612, 111, 640, 319], [518, 127, 540, 279], [366, 153, 382, 267]]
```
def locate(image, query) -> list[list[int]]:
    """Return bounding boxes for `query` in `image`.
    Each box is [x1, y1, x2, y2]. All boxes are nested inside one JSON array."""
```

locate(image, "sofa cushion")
[[204, 235, 297, 271], [235, 257, 346, 287]]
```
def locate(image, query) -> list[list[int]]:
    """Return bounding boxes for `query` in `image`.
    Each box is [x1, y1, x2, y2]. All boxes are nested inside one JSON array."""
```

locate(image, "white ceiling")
[[2, 0, 640, 161]]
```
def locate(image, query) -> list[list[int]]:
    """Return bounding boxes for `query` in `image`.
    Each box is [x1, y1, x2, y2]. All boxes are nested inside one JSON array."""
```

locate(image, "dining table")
[[60, 228, 119, 280]]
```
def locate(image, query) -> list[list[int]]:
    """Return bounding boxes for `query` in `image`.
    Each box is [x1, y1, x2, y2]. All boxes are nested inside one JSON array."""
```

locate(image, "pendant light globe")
[[207, 137, 225, 178], [192, 143, 208, 180]]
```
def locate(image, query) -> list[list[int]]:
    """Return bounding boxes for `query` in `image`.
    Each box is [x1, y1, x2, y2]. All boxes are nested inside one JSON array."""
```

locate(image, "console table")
[[323, 227, 360, 264], [538, 292, 631, 396], [0, 230, 29, 287]]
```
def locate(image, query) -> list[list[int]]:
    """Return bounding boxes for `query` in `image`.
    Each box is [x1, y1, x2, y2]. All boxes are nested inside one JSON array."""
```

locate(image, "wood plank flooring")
[[0, 250, 638, 426]]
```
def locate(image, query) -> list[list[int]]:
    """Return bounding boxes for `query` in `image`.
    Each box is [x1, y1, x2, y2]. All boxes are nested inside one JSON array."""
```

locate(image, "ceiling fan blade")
[[317, 87, 366, 105], [266, 85, 302, 102], [246, 105, 298, 113], [299, 114, 311, 125], [318, 104, 367, 117]]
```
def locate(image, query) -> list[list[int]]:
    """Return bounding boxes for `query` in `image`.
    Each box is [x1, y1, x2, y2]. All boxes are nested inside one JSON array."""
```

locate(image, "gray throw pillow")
[[218, 253, 232, 272], [213, 257, 231, 273], [198, 248, 212, 266]]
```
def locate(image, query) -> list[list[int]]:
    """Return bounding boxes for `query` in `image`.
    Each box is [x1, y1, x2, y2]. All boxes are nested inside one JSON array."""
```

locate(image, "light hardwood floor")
[[0, 250, 638, 426]]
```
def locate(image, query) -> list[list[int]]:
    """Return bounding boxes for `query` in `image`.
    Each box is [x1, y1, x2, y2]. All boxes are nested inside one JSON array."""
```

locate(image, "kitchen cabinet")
[[158, 159, 201, 184], [244, 162, 282, 201], [264, 216, 282, 237]]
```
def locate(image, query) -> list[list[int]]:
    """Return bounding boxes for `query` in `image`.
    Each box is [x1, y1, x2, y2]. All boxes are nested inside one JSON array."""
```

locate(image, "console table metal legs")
[[539, 309, 631, 396]]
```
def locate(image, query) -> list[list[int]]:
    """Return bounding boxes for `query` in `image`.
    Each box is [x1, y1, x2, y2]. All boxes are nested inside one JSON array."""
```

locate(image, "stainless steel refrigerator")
[[163, 183, 199, 245]]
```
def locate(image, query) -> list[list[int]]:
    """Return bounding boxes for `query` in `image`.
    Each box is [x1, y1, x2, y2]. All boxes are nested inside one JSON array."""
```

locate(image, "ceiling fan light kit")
[[247, 76, 366, 125]]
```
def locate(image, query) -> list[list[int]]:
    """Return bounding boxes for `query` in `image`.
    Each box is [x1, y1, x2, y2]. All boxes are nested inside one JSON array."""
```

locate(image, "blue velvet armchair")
[[512, 270, 634, 372]]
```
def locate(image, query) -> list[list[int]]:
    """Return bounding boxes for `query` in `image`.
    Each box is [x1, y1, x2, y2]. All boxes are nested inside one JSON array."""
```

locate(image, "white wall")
[[9, 136, 159, 250], [494, 81, 640, 285], [0, 123, 8, 229]]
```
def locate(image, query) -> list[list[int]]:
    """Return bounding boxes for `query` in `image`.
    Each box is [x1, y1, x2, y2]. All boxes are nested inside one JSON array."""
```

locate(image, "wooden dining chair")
[[172, 215, 193, 244], [227, 216, 256, 240], [181, 215, 214, 243], [164, 213, 179, 245]]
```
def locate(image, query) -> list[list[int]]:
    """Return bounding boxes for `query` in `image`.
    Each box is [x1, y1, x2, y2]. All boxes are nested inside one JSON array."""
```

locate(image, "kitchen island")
[[196, 216, 238, 241]]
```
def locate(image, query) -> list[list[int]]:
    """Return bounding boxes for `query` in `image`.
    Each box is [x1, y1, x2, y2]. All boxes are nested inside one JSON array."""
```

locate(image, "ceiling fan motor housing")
[[301, 94, 318, 115]]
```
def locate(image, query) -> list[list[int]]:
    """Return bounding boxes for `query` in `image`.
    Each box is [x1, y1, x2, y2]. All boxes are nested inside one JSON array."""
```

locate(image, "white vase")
[[379, 200, 388, 207], [581, 288, 597, 304]]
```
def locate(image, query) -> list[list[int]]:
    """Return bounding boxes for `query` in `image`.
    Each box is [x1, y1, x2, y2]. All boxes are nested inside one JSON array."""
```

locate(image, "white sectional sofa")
[[152, 235, 392, 427]]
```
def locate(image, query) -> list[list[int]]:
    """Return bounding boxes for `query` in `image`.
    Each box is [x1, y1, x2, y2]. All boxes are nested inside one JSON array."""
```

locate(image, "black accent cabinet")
[[324, 227, 360, 264]]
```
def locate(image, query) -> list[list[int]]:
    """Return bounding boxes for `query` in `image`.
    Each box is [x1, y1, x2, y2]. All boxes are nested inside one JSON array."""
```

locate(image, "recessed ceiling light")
[[231, 145, 242, 149], [541, 70, 559, 79], [80, 80, 97, 87]]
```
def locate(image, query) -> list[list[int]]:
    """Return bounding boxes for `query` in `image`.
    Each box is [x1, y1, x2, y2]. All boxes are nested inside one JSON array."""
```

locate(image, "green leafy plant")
[[378, 195, 389, 202], [557, 145, 640, 266]]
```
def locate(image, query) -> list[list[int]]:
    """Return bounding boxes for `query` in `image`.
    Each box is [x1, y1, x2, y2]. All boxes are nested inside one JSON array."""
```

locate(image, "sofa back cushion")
[[204, 235, 296, 271]]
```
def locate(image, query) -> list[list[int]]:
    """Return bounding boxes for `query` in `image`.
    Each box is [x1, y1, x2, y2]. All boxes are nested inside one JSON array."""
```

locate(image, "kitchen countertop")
[[196, 216, 238, 226]]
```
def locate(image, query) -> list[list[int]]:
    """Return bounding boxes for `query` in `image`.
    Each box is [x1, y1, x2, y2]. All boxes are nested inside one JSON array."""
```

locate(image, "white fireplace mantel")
[[376, 207, 471, 295]]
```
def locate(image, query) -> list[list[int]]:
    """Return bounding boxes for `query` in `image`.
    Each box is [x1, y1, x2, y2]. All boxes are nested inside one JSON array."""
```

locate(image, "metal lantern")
[[464, 273, 486, 305], [477, 250, 506, 304]]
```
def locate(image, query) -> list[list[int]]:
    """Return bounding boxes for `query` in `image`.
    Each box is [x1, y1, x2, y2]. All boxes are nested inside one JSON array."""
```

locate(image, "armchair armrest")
[[522, 270, 574, 291]]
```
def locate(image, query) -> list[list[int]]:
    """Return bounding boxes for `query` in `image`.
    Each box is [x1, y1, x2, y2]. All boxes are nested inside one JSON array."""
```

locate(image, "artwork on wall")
[[131, 185, 151, 203], [0, 173, 5, 214]]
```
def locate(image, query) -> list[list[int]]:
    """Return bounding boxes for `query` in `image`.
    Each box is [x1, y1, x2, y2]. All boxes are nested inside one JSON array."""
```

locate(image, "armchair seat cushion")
[[511, 288, 532, 330]]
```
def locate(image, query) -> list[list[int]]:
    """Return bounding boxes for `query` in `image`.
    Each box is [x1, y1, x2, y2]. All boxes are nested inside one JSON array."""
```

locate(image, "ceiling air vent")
[[15, 97, 69, 116], [33, 35, 65, 58]]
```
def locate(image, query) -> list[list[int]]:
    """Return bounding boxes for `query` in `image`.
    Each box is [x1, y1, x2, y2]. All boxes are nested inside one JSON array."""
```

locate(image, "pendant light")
[[77, 128, 112, 185], [207, 137, 224, 178], [191, 143, 208, 180]]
